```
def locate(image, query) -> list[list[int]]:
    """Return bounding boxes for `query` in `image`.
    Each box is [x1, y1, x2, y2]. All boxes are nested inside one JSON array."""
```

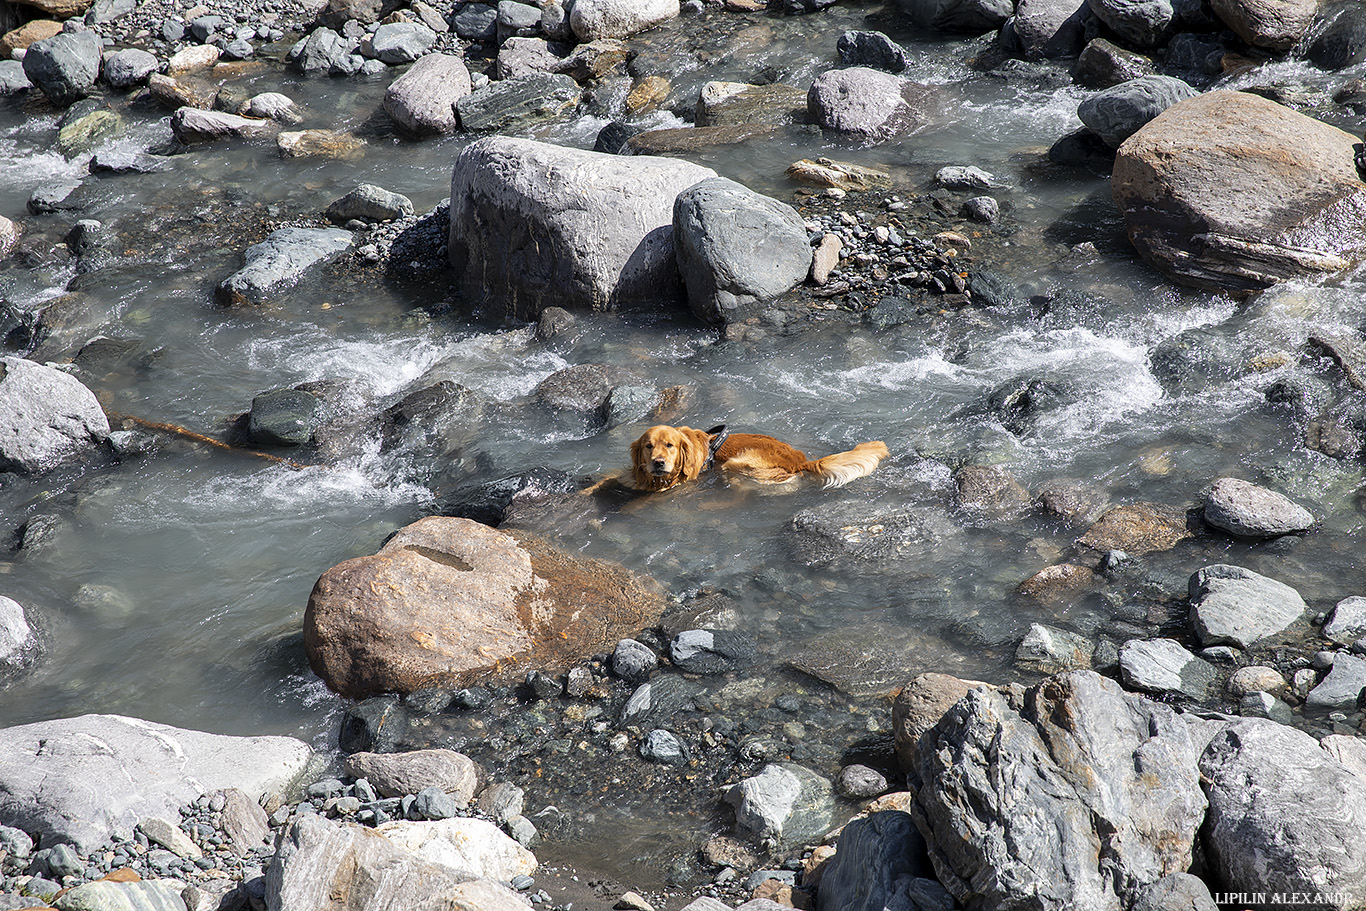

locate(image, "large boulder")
[[448, 136, 716, 319], [569, 0, 679, 40], [0, 714, 311, 853], [913, 671, 1207, 910], [1188, 563, 1307, 649], [1210, 0, 1315, 50], [1077, 74, 1197, 147], [304, 516, 665, 698], [384, 54, 472, 136], [1012, 0, 1091, 60], [1086, 0, 1175, 47], [815, 810, 935, 911], [1112, 91, 1366, 292], [807, 67, 937, 143], [672, 177, 811, 325], [893, 0, 1014, 32], [1201, 719, 1366, 906], [21, 24, 101, 107], [0, 356, 109, 474]]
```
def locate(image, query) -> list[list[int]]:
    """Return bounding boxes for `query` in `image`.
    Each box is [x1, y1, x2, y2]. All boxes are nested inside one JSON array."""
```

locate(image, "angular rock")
[[137, 816, 203, 858], [318, 0, 404, 28], [215, 227, 353, 306], [1324, 595, 1366, 645], [376, 817, 535, 880], [1073, 37, 1156, 87], [325, 183, 414, 224], [248, 388, 319, 446], [366, 21, 436, 64], [496, 0, 541, 42], [102, 47, 158, 88], [289, 27, 356, 75], [0, 596, 34, 665], [1201, 719, 1366, 904], [455, 72, 580, 133], [569, 0, 679, 40], [669, 628, 757, 674], [22, 25, 102, 107], [382, 51, 472, 135], [304, 516, 665, 698], [1188, 563, 1307, 649], [453, 3, 497, 40], [1015, 623, 1092, 674], [1304, 652, 1366, 710], [216, 788, 271, 856], [672, 177, 811, 325], [342, 749, 479, 803], [1118, 637, 1218, 700], [807, 67, 936, 143], [1308, 4, 1366, 70], [1013, 0, 1090, 60], [836, 30, 913, 72], [1202, 476, 1313, 538], [50, 879, 187, 910], [170, 108, 277, 145], [496, 36, 560, 79], [892, 673, 981, 777], [1077, 74, 1197, 147], [914, 671, 1207, 911], [814, 811, 929, 911], [1086, 0, 1175, 47], [0, 356, 109, 474], [1129, 874, 1218, 911], [1112, 91, 1366, 292], [0, 60, 30, 94], [893, 0, 1014, 32], [726, 763, 837, 846], [54, 108, 120, 159], [0, 713, 311, 853], [448, 136, 715, 318], [1210, 0, 1315, 50], [0, 20, 62, 58], [553, 37, 628, 81], [239, 92, 303, 124], [147, 73, 218, 110]]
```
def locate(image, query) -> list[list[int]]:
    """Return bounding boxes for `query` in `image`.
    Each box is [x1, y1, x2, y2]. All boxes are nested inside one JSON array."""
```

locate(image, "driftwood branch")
[[106, 412, 310, 470]]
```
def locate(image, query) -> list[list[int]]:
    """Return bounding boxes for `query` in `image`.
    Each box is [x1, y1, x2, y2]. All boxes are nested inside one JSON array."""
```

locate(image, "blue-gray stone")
[[23, 26, 103, 107], [215, 227, 353, 306], [368, 21, 436, 64], [453, 3, 498, 40], [1077, 74, 1197, 147], [0, 60, 30, 94], [640, 729, 687, 765], [612, 639, 657, 682], [413, 786, 457, 819]]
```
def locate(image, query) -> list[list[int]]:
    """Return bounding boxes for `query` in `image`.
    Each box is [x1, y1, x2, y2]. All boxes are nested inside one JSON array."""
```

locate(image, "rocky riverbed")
[[6, 0, 1366, 907]]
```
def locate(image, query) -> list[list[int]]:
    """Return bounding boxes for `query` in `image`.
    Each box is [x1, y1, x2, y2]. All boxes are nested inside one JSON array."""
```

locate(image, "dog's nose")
[[652, 458, 666, 471]]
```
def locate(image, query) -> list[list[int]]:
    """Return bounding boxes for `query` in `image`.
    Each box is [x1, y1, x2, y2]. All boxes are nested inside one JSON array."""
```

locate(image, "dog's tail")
[[806, 441, 890, 488]]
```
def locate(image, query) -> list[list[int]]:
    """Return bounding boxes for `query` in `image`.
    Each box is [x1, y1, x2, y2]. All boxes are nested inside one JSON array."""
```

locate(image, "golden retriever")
[[629, 424, 889, 492]]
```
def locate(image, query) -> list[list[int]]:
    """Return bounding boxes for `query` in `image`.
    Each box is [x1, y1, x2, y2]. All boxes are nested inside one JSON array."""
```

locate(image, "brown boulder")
[[1113, 91, 1366, 292], [1210, 0, 1315, 50], [1, 19, 62, 57], [891, 672, 982, 776], [15, 0, 92, 19], [1076, 502, 1193, 556], [304, 516, 664, 698]]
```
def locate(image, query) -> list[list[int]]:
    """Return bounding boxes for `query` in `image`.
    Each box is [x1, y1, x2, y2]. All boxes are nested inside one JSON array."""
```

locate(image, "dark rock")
[[1077, 74, 1197, 147], [248, 388, 320, 446], [668, 629, 756, 674], [1073, 37, 1156, 87], [1014, 0, 1092, 60], [440, 469, 576, 527], [325, 184, 415, 224], [837, 30, 913, 72], [455, 72, 580, 133], [453, 3, 498, 40], [22, 25, 102, 107], [215, 227, 353, 306], [893, 0, 1014, 32], [1309, 4, 1366, 70], [1087, 0, 1176, 48]]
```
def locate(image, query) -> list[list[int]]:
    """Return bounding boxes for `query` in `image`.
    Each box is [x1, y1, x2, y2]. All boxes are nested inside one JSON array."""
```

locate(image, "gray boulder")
[[569, 0, 680, 40], [1086, 0, 1175, 47], [836, 30, 913, 72], [1308, 4, 1366, 70], [22, 25, 102, 107], [1015, 623, 1092, 674], [914, 670, 1207, 911], [1129, 873, 1218, 911], [0, 596, 34, 665], [215, 227, 354, 306], [1304, 653, 1366, 710], [1324, 596, 1366, 645], [725, 763, 836, 846], [1202, 476, 1314, 537], [497, 36, 561, 79], [815, 810, 935, 911], [365, 21, 436, 64], [383, 53, 471, 136], [170, 108, 278, 145], [1012, 0, 1091, 60], [248, 388, 320, 446], [497, 0, 541, 41], [0, 713, 312, 853], [240, 92, 303, 124], [1072, 37, 1156, 87], [1188, 564, 1307, 649], [325, 184, 414, 224], [1201, 719, 1366, 905], [455, 72, 580, 133], [448, 136, 716, 319], [807, 67, 936, 142], [0, 357, 109, 474], [453, 3, 498, 40], [343, 749, 479, 802], [1118, 637, 1217, 700], [1077, 75, 1197, 147], [102, 48, 158, 89], [893, 0, 1014, 32], [672, 177, 811, 325], [0, 60, 30, 94], [290, 27, 357, 75]]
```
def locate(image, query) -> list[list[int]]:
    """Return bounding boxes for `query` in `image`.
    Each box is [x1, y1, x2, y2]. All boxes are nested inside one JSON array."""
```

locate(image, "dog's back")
[[715, 434, 888, 488]]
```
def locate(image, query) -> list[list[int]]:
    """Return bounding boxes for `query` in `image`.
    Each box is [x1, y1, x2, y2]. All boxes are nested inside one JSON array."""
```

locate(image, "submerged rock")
[[726, 763, 836, 846]]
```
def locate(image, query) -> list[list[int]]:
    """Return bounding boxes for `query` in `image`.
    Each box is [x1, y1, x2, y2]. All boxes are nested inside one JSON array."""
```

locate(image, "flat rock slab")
[[1113, 91, 1366, 292], [0, 713, 312, 852], [215, 226, 353, 306], [1188, 563, 1307, 648], [1203, 476, 1314, 538], [1075, 502, 1191, 556], [1305, 653, 1366, 710], [1119, 637, 1217, 700]]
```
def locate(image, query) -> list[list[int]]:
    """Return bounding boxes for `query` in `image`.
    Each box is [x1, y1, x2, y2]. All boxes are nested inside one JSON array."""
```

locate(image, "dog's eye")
[[665, 442, 674, 448]]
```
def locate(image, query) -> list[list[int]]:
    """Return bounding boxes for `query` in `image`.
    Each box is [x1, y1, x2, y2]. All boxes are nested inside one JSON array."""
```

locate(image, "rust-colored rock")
[[1076, 502, 1193, 556], [1, 19, 62, 57], [891, 672, 983, 776], [304, 516, 664, 698], [1018, 563, 1097, 601], [16, 0, 92, 19]]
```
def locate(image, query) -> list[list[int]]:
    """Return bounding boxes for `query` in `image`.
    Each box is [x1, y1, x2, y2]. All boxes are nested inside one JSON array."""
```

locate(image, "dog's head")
[[630, 425, 714, 491]]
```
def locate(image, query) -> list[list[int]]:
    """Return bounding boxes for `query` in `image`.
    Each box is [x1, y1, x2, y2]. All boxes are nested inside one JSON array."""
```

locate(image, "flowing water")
[[4, 0, 1366, 884]]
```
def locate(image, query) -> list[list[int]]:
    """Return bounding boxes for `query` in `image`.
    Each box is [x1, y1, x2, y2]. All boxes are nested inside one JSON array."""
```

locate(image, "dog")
[[629, 424, 889, 492]]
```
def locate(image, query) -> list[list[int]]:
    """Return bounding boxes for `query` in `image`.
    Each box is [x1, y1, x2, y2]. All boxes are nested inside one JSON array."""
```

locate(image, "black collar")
[[704, 424, 728, 468]]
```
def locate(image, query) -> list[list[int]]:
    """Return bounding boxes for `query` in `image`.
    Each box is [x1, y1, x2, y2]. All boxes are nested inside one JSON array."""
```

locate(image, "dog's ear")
[[630, 435, 648, 486], [679, 428, 711, 481]]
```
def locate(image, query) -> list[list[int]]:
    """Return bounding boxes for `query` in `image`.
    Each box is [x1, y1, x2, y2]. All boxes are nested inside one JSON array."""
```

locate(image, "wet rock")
[[612, 638, 658, 682], [1015, 623, 1092, 674], [440, 468, 576, 527], [146, 72, 218, 110], [475, 782, 524, 824], [247, 387, 319, 446], [815, 810, 929, 911], [893, 0, 1013, 32], [1308, 4, 1366, 70], [1118, 637, 1217, 699], [455, 72, 580, 133], [0, 713, 311, 853], [215, 227, 353, 306], [673, 177, 811, 326], [569, 0, 679, 41], [1087, 0, 1175, 47], [1188, 563, 1307, 649], [102, 47, 157, 88], [620, 674, 699, 728], [914, 671, 1207, 911], [1202, 476, 1314, 538], [552, 37, 627, 81], [787, 504, 955, 567], [962, 195, 999, 223], [640, 729, 687, 764], [809, 232, 841, 284], [1112, 91, 1366, 292], [0, 356, 109, 474], [375, 379, 484, 463], [807, 67, 936, 143], [726, 763, 837, 846], [1072, 37, 1155, 88], [304, 516, 665, 698], [1076, 502, 1192, 556], [448, 136, 715, 318], [1324, 596, 1366, 645], [344, 750, 479, 803], [239, 91, 303, 124], [170, 108, 277, 144], [277, 129, 366, 159], [0, 596, 34, 666], [1304, 652, 1366, 710], [326, 184, 414, 224], [1201, 718, 1366, 903], [1077, 74, 1197, 147], [55, 107, 119, 159], [0, 60, 30, 94], [953, 464, 1031, 514], [1210, 0, 1314, 50], [891, 672, 980, 776], [694, 81, 806, 127], [453, 3, 497, 40], [669, 628, 756, 674], [935, 165, 1001, 189], [22, 24, 101, 107], [786, 157, 892, 191], [534, 363, 613, 415], [1018, 563, 1097, 603], [837, 30, 913, 72]]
